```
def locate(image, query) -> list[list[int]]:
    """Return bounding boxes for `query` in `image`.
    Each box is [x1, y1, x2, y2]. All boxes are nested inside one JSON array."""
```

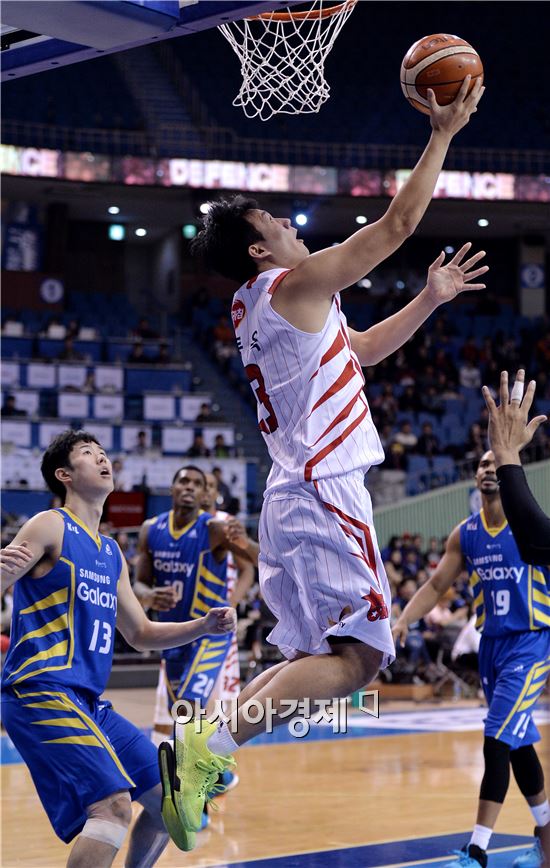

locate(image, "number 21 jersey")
[[232, 267, 384, 494]]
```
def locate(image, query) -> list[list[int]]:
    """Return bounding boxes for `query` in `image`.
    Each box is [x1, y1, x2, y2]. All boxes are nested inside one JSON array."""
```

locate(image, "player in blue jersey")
[[0, 431, 236, 865], [133, 465, 258, 745], [393, 449, 550, 868]]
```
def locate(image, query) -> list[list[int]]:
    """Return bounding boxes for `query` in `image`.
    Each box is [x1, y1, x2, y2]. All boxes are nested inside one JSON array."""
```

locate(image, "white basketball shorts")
[[259, 469, 395, 668]]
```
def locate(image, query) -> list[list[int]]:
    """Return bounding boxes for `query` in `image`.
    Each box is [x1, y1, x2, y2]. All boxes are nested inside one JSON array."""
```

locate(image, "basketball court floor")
[[2, 687, 548, 867]]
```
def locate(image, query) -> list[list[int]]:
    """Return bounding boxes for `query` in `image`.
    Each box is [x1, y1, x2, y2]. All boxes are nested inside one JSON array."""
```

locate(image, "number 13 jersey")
[[232, 267, 384, 494], [460, 509, 550, 637], [2, 508, 122, 696]]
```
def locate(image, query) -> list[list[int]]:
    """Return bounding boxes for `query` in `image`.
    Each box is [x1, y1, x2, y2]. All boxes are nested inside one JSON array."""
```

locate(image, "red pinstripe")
[[309, 330, 346, 381], [308, 359, 356, 416], [305, 402, 368, 481], [309, 386, 366, 447]]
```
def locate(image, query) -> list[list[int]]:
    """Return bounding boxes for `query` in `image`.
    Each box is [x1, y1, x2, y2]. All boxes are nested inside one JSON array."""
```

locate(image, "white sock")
[[469, 823, 492, 851], [207, 721, 239, 756], [531, 799, 550, 828]]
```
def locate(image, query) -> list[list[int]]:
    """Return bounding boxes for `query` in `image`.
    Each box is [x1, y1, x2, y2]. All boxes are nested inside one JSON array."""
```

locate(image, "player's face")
[[172, 469, 205, 510], [245, 209, 309, 268], [66, 441, 113, 496], [201, 473, 218, 511], [475, 450, 499, 495]]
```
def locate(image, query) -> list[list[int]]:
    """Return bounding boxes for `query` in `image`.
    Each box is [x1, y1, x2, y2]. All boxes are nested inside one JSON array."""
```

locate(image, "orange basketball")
[[400, 33, 483, 114]]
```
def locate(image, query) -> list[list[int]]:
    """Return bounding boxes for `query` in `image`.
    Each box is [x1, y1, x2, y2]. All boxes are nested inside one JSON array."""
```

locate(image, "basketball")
[[400, 33, 483, 115]]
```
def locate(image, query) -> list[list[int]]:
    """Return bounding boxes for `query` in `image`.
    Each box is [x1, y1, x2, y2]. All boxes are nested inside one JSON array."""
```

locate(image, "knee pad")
[[479, 736, 510, 804], [81, 790, 132, 848], [80, 818, 128, 850], [510, 744, 545, 797]]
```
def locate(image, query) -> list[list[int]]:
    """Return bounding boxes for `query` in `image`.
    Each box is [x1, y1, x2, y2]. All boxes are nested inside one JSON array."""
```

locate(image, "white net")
[[218, 0, 357, 121]]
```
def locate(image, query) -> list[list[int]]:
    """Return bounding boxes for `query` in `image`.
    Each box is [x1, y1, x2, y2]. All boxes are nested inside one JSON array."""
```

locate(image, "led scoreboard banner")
[[1, 144, 549, 202]]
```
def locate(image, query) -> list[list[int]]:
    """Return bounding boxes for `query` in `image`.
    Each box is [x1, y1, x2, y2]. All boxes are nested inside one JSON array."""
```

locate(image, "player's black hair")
[[41, 429, 101, 502], [172, 465, 207, 488], [190, 195, 264, 284]]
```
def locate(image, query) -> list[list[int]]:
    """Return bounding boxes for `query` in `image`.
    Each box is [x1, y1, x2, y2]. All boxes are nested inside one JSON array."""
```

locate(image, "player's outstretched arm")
[[0, 511, 63, 594], [116, 555, 237, 651], [283, 77, 484, 300], [392, 524, 464, 646], [349, 243, 488, 365]]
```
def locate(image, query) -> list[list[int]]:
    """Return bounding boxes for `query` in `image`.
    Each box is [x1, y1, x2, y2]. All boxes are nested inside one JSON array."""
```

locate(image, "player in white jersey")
[[164, 77, 488, 845]]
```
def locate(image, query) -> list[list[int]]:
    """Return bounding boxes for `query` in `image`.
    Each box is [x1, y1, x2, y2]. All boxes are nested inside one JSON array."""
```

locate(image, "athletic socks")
[[530, 799, 550, 828], [469, 824, 492, 851], [207, 721, 239, 756]]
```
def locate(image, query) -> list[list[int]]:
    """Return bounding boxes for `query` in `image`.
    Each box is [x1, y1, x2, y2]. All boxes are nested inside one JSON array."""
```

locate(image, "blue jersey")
[[2, 508, 122, 697], [147, 510, 228, 658], [460, 509, 550, 637]]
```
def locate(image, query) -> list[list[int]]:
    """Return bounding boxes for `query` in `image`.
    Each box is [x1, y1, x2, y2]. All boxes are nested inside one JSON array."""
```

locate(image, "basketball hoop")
[[218, 0, 357, 121]]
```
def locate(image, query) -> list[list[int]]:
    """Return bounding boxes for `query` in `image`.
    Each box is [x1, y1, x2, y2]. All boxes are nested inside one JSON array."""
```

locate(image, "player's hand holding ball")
[[203, 606, 237, 635], [401, 33, 485, 136]]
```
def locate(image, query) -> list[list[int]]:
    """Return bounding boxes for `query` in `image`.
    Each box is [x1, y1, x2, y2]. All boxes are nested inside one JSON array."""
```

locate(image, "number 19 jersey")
[[460, 509, 550, 637], [232, 267, 384, 494]]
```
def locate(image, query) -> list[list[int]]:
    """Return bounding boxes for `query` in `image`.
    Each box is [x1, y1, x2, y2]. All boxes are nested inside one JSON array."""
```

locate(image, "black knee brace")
[[510, 744, 545, 798], [479, 736, 511, 804]]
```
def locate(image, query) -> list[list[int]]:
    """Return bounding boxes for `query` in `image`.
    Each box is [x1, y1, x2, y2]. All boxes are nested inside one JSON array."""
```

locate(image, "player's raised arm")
[[116, 555, 236, 651], [0, 511, 63, 593], [282, 76, 484, 300], [392, 524, 464, 646], [133, 519, 177, 612], [349, 243, 488, 366]]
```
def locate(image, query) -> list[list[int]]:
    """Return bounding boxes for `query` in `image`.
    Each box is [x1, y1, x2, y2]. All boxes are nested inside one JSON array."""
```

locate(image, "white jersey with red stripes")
[[232, 267, 384, 493]]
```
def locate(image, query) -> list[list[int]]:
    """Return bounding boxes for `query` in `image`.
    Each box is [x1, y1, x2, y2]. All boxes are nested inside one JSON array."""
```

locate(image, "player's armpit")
[[0, 510, 64, 592], [281, 212, 411, 301]]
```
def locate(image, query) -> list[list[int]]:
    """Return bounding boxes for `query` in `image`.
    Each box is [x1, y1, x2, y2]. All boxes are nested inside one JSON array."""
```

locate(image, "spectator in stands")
[[424, 536, 443, 574], [128, 341, 146, 364], [465, 422, 485, 464], [2, 315, 23, 336], [112, 458, 132, 492], [212, 466, 232, 512], [187, 433, 210, 458], [195, 402, 213, 423], [424, 588, 468, 632], [394, 420, 418, 452], [372, 383, 398, 426], [46, 317, 67, 339], [82, 371, 96, 393], [459, 358, 482, 389], [420, 385, 445, 417], [213, 315, 237, 365], [66, 319, 80, 340], [460, 337, 479, 365], [153, 342, 171, 365], [416, 421, 441, 457], [133, 317, 158, 340], [399, 384, 422, 414], [212, 434, 231, 458], [391, 578, 433, 674], [535, 331, 550, 366], [131, 430, 149, 455], [59, 336, 83, 361], [384, 549, 405, 595], [1, 395, 26, 417]]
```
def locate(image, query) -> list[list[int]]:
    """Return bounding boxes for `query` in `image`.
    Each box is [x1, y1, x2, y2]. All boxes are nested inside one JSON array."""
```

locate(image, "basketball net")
[[218, 0, 357, 121]]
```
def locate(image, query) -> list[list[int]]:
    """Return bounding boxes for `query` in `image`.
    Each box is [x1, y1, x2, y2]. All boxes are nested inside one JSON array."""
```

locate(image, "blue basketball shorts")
[[479, 630, 550, 749], [163, 634, 232, 714], [1, 683, 159, 843]]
